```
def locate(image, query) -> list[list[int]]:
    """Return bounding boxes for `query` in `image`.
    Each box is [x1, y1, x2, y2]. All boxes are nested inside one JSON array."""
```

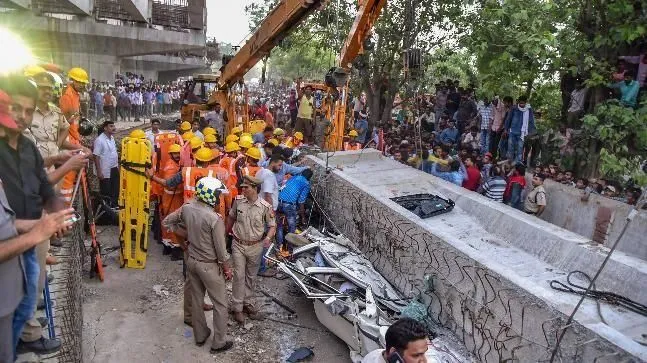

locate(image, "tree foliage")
[[243, 0, 647, 184]]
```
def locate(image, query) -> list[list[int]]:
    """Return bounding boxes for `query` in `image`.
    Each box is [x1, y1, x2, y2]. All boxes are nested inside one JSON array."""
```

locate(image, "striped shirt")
[[481, 176, 507, 202]]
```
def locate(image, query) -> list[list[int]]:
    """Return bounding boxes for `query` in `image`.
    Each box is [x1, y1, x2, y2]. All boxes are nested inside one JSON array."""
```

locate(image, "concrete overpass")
[[0, 0, 208, 81]]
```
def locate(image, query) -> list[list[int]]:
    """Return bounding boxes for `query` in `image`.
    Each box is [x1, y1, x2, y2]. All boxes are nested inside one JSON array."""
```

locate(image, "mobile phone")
[[386, 352, 405, 363], [66, 212, 81, 224]]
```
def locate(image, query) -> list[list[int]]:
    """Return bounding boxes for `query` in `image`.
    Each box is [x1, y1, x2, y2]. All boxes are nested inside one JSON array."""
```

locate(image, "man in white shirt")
[[255, 154, 282, 211], [362, 318, 430, 363], [206, 102, 225, 136], [145, 119, 161, 145], [93, 120, 119, 205]]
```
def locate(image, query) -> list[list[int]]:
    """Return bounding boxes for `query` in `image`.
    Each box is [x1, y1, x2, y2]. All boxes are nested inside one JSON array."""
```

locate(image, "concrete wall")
[[306, 150, 647, 363], [534, 179, 647, 261]]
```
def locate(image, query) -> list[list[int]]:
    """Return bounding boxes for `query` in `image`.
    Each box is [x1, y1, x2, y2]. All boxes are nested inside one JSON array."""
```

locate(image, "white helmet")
[[195, 177, 226, 206]]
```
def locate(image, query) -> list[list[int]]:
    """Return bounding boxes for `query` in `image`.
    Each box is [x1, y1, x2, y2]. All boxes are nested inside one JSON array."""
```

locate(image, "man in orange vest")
[[158, 144, 183, 255], [148, 147, 226, 321], [242, 147, 262, 177], [58, 67, 92, 205], [343, 130, 362, 151]]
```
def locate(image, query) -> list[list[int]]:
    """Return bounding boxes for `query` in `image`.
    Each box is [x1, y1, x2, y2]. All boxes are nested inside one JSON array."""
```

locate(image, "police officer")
[[163, 177, 234, 354], [225, 175, 276, 324]]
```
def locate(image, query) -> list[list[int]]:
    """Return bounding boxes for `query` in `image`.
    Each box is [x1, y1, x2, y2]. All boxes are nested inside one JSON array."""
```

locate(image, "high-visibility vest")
[[151, 133, 182, 199], [243, 165, 261, 177], [344, 142, 362, 151], [182, 166, 227, 217]]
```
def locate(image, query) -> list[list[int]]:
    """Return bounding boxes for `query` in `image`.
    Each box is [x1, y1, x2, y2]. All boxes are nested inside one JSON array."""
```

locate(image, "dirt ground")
[[81, 225, 351, 363]]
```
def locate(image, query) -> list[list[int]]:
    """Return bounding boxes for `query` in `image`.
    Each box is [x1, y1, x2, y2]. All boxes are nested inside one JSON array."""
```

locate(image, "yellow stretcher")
[[118, 130, 152, 269]]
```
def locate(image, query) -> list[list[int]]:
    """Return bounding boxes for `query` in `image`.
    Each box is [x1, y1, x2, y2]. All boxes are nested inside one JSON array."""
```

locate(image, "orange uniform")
[[219, 155, 239, 200], [159, 159, 183, 247], [343, 141, 362, 151], [151, 133, 182, 199], [182, 167, 227, 217], [242, 165, 261, 177], [59, 84, 81, 205]]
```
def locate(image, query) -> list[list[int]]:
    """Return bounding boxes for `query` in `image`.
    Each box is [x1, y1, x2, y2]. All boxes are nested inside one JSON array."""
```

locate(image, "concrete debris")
[[152, 284, 169, 297]]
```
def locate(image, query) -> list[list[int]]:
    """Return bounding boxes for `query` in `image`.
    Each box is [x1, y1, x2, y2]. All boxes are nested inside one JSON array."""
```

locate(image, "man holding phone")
[[362, 318, 430, 363]]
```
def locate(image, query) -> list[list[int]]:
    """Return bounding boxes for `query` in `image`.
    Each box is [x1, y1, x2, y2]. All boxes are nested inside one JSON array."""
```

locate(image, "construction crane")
[[195, 0, 330, 134]]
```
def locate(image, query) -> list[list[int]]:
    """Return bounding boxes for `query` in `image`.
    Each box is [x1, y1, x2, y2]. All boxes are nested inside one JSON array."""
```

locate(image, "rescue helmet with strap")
[[181, 131, 194, 141], [293, 131, 304, 141], [169, 144, 182, 153], [225, 142, 240, 153], [194, 147, 214, 162], [180, 121, 191, 131], [204, 134, 217, 143], [225, 134, 239, 143], [348, 130, 359, 137], [245, 147, 261, 160], [239, 139, 253, 149], [130, 129, 146, 139], [203, 127, 216, 136], [195, 177, 226, 207], [68, 67, 89, 83], [189, 136, 203, 150]]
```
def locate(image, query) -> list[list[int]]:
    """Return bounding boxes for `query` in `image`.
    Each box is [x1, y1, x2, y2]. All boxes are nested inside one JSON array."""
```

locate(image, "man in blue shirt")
[[430, 159, 466, 186], [611, 70, 640, 107], [277, 169, 312, 252], [260, 147, 309, 186], [438, 119, 459, 146]]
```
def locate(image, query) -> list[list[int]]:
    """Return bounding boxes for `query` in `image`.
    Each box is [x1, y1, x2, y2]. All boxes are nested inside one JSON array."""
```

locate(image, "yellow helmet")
[[273, 128, 285, 136], [348, 130, 359, 137], [268, 138, 279, 146], [241, 132, 252, 138], [129, 129, 146, 139], [293, 131, 304, 141], [239, 139, 253, 149], [68, 67, 89, 83], [24, 65, 46, 78], [189, 136, 204, 150], [225, 134, 239, 143], [239, 134, 253, 144], [245, 147, 261, 160], [169, 144, 182, 153], [203, 127, 216, 136], [180, 121, 191, 131], [204, 134, 217, 143], [231, 126, 243, 134], [224, 142, 240, 153], [181, 131, 194, 141], [194, 147, 214, 162]]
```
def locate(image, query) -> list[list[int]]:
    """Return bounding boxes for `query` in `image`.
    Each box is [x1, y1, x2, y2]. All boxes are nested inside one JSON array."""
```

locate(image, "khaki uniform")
[[163, 199, 230, 350], [524, 185, 547, 214], [229, 195, 276, 312]]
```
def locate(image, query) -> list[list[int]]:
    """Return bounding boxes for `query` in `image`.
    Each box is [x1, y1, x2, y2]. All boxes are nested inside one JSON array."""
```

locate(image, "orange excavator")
[[184, 0, 386, 145], [202, 0, 331, 134], [298, 0, 387, 150]]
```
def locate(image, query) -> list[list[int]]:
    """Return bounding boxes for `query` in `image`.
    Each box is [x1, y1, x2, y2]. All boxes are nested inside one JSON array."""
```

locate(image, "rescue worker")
[[273, 128, 286, 145], [58, 67, 91, 205], [158, 144, 184, 254], [179, 121, 192, 134], [226, 175, 276, 324], [163, 177, 234, 353], [219, 141, 241, 202], [344, 130, 362, 151], [231, 126, 243, 138], [204, 134, 220, 158], [203, 127, 217, 144], [284, 131, 303, 149], [148, 147, 222, 320], [242, 147, 262, 177]]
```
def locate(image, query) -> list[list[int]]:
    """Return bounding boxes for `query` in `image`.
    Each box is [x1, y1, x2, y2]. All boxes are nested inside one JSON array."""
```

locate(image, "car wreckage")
[[265, 227, 471, 363]]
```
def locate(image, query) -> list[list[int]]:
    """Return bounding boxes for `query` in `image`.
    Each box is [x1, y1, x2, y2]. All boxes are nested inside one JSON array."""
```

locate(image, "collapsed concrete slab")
[[306, 149, 647, 362]]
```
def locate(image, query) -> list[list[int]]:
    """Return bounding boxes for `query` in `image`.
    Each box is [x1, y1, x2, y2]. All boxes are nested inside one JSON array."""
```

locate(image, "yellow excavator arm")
[[326, 0, 387, 151], [210, 0, 329, 133]]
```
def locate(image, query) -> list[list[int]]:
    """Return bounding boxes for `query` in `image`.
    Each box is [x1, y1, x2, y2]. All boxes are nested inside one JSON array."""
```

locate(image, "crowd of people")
[[85, 76, 184, 123], [363, 78, 644, 209], [0, 66, 93, 361]]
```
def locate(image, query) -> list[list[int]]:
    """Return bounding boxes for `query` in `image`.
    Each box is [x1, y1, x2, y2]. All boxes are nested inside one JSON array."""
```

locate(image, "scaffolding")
[[151, 0, 189, 28], [94, 0, 140, 22]]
